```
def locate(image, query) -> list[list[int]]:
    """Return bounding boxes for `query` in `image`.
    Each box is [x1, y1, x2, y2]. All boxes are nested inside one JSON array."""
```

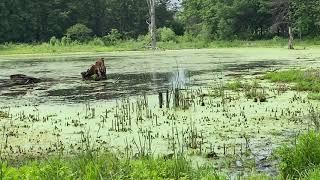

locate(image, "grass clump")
[[224, 79, 244, 91], [276, 131, 320, 179], [0, 152, 224, 179], [263, 69, 320, 93], [308, 93, 320, 100], [0, 111, 9, 118], [304, 166, 320, 180], [244, 81, 268, 102]]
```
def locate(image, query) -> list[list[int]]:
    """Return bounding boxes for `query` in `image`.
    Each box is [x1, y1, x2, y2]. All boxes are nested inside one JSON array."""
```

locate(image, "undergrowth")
[[0, 152, 224, 179], [1, 39, 319, 56], [276, 131, 320, 179]]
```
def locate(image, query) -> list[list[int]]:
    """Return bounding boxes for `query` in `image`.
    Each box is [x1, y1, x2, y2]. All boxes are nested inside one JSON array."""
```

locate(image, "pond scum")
[[1, 69, 320, 179]]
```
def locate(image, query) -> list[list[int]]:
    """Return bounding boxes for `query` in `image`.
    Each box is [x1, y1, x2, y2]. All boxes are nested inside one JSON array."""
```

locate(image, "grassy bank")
[[2, 132, 320, 179], [1, 39, 320, 56], [1, 152, 223, 179], [276, 131, 320, 179]]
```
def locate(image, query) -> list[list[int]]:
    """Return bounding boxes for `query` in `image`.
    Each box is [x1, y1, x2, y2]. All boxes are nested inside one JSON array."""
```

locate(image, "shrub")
[[177, 33, 194, 43], [71, 40, 81, 46], [277, 132, 320, 179], [137, 34, 152, 44], [49, 36, 59, 46], [197, 25, 212, 42], [89, 37, 105, 46], [158, 27, 176, 42], [103, 29, 122, 45], [217, 18, 233, 40], [66, 23, 92, 42], [137, 35, 145, 42], [61, 36, 72, 46], [272, 36, 281, 41], [225, 80, 243, 91]]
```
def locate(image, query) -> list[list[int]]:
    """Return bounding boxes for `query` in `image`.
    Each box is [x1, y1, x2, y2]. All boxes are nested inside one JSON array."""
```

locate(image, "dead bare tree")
[[271, 0, 294, 49], [147, 0, 156, 49]]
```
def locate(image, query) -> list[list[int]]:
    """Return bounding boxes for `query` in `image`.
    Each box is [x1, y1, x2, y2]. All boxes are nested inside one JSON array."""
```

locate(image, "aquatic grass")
[[308, 93, 320, 100], [304, 166, 320, 180], [276, 131, 320, 179], [0, 111, 9, 118], [263, 69, 320, 93], [309, 107, 320, 132], [224, 79, 244, 91]]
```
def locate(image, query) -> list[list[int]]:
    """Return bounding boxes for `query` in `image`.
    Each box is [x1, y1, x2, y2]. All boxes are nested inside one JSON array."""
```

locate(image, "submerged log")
[[81, 58, 107, 81], [10, 74, 40, 85]]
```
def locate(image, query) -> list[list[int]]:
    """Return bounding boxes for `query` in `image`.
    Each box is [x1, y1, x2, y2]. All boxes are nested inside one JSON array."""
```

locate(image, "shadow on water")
[[224, 60, 284, 72], [45, 71, 189, 102]]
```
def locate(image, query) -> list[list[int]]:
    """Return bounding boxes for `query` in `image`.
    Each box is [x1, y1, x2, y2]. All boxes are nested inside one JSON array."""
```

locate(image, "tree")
[[147, 0, 157, 49], [271, 0, 294, 49], [66, 23, 92, 42], [0, 0, 176, 43]]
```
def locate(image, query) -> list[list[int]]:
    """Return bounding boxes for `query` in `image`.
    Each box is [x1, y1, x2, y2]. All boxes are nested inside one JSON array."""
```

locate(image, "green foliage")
[[242, 81, 267, 102], [0, 39, 319, 56], [103, 29, 122, 45], [180, 0, 320, 40], [225, 80, 244, 91], [1, 152, 224, 179], [158, 27, 176, 42], [308, 93, 320, 101], [272, 36, 281, 42], [263, 70, 306, 83], [89, 37, 105, 46], [176, 33, 194, 43], [49, 36, 59, 46], [197, 25, 212, 42], [305, 166, 320, 180], [0, 111, 9, 118], [0, 0, 177, 43], [217, 19, 234, 40], [1, 0, 320, 44], [277, 132, 320, 179], [61, 36, 72, 46], [66, 24, 92, 42], [263, 69, 320, 92]]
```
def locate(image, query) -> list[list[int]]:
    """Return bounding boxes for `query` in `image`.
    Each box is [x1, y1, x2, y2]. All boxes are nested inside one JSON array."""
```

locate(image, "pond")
[[0, 48, 320, 176]]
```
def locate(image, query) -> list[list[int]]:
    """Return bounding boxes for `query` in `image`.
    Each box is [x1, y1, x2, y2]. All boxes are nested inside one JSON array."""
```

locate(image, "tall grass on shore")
[[276, 131, 320, 179], [0, 151, 223, 179], [1, 37, 319, 56]]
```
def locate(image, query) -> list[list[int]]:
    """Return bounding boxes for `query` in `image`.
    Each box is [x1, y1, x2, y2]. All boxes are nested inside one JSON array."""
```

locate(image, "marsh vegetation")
[[1, 0, 320, 178], [0, 49, 320, 179]]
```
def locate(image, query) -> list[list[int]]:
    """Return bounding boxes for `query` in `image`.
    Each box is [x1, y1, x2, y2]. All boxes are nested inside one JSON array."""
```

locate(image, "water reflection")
[[0, 56, 285, 103]]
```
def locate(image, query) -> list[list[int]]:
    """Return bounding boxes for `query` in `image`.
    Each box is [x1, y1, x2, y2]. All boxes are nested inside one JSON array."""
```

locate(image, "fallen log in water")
[[9, 74, 41, 85]]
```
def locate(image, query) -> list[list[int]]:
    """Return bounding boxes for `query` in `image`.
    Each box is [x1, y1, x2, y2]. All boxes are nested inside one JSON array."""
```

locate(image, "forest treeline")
[[0, 0, 319, 43]]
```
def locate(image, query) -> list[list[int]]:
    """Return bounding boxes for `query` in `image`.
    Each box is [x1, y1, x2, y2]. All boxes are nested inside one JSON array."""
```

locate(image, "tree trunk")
[[288, 26, 294, 49], [147, 0, 156, 49]]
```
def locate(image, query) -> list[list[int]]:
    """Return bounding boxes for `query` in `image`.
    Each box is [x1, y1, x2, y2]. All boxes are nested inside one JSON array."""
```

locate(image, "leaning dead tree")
[[271, 0, 294, 49], [147, 0, 156, 49]]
